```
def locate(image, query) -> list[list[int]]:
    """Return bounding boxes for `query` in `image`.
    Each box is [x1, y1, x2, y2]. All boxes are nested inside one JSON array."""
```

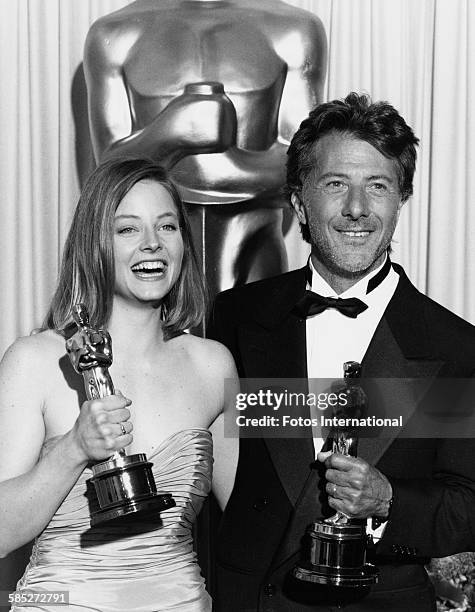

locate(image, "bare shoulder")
[[0, 330, 64, 386], [175, 334, 237, 379], [0, 331, 68, 479], [1, 330, 61, 364]]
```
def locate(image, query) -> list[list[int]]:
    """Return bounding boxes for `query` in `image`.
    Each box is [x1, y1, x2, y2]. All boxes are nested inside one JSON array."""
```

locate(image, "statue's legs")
[[185, 201, 288, 302]]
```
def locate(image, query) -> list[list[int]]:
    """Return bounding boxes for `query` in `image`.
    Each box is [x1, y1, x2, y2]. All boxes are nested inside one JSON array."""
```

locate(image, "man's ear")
[[290, 192, 307, 225], [395, 198, 406, 222]]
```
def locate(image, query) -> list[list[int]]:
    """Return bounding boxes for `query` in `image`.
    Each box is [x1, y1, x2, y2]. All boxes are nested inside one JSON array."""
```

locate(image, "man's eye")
[[367, 183, 388, 194], [323, 181, 347, 194]]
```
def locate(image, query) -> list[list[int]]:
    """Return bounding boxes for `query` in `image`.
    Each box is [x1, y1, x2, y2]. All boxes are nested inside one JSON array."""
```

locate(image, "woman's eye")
[[159, 224, 177, 232], [116, 226, 137, 235]]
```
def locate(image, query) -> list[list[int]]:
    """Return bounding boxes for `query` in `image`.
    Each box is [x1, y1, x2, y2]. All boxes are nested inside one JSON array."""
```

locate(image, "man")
[[208, 93, 475, 611], [83, 0, 327, 297]]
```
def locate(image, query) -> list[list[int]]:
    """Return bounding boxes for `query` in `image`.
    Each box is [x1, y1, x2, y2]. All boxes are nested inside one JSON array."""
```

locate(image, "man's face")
[[291, 132, 404, 291]]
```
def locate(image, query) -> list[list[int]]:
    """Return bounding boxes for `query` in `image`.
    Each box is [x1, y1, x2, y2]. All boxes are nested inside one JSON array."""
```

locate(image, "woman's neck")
[[107, 300, 166, 358]]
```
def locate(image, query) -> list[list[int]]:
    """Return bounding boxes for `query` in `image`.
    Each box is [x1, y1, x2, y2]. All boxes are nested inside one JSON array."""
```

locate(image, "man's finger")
[[316, 450, 332, 463], [325, 468, 355, 486], [324, 453, 359, 471]]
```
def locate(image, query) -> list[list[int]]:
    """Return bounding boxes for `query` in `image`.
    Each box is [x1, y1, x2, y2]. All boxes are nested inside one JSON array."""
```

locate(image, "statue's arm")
[[84, 22, 237, 166], [176, 17, 328, 201]]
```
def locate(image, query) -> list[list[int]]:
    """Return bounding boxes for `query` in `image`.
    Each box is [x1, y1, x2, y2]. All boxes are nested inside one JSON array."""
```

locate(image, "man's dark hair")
[[287, 92, 419, 241]]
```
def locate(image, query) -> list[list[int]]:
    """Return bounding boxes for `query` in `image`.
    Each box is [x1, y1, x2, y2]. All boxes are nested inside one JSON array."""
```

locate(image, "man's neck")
[[310, 254, 387, 295]]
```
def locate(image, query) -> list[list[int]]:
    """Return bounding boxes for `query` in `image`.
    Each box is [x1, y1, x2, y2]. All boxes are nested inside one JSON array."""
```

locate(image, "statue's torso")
[[123, 9, 287, 149]]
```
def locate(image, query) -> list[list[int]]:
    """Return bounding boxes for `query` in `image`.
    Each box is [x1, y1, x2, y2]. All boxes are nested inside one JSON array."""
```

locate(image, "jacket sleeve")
[[376, 436, 475, 560]]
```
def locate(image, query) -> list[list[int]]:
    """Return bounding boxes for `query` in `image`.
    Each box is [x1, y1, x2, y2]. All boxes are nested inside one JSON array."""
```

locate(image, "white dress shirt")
[[306, 255, 399, 537]]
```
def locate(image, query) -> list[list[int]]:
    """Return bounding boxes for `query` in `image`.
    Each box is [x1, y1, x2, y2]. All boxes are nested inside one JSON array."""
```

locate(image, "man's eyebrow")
[[315, 172, 351, 182], [367, 174, 396, 183], [314, 172, 396, 183]]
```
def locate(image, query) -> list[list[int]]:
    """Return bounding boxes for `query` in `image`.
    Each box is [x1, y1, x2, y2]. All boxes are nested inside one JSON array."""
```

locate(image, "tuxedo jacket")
[[208, 264, 475, 612]]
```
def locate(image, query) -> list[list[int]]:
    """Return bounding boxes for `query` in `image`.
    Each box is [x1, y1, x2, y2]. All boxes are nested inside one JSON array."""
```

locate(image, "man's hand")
[[317, 450, 392, 519]]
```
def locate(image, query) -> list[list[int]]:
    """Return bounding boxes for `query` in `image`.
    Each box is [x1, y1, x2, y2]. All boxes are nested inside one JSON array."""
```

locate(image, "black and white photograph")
[[0, 1, 474, 611]]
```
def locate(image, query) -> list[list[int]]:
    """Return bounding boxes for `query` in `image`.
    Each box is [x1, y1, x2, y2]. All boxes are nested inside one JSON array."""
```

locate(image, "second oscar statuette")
[[293, 361, 378, 587], [66, 304, 175, 526]]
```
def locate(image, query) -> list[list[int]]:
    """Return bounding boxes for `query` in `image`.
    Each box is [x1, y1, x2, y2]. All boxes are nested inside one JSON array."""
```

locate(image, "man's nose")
[[341, 185, 370, 219], [139, 226, 161, 251]]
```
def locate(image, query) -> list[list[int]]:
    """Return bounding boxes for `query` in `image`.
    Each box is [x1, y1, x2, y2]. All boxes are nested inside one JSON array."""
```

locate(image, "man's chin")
[[316, 254, 385, 281]]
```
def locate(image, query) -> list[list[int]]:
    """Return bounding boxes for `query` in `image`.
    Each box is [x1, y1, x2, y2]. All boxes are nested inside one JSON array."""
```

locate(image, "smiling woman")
[[44, 158, 205, 341], [112, 180, 185, 310], [0, 158, 239, 612]]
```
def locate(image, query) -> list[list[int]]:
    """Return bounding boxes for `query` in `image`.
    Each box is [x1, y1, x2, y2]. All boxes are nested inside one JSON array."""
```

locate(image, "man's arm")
[[378, 438, 475, 558], [319, 437, 475, 559]]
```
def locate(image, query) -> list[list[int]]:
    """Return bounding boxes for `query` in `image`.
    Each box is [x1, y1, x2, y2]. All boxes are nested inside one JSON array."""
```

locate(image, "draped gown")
[[12, 429, 213, 612]]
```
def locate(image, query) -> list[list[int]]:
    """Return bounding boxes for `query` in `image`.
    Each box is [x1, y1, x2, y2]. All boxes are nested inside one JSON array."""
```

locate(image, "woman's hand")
[[71, 393, 133, 462]]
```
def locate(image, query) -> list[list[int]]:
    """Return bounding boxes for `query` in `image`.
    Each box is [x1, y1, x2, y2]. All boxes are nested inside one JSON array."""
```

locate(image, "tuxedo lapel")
[[236, 268, 315, 507], [359, 268, 444, 466]]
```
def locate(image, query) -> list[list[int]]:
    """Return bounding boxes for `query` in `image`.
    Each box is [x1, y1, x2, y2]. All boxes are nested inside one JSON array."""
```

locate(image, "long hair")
[[287, 92, 419, 242], [44, 157, 207, 339]]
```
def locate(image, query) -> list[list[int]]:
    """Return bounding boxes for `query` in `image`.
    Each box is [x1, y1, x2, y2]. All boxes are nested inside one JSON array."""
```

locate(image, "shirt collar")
[[308, 255, 390, 299]]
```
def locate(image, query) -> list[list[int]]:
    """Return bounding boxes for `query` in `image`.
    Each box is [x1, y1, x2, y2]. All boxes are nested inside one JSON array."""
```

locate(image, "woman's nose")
[[139, 226, 161, 251]]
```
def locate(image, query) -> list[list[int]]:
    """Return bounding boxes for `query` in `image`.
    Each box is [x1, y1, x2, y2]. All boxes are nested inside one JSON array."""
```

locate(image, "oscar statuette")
[[66, 304, 175, 526], [293, 361, 378, 586]]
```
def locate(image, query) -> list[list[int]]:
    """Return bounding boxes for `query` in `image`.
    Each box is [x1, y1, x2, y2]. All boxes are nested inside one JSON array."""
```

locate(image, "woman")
[[0, 158, 239, 611]]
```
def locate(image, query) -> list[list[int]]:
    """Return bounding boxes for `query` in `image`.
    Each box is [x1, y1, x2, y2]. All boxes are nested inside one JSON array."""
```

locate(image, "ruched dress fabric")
[[12, 429, 213, 612]]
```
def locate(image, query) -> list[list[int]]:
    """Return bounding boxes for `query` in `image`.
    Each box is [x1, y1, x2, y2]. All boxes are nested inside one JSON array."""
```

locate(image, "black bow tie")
[[294, 291, 368, 319], [295, 256, 393, 319]]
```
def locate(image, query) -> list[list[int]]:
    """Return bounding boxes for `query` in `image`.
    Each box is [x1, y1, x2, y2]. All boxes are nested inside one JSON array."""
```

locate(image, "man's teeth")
[[341, 231, 370, 237], [131, 261, 166, 272]]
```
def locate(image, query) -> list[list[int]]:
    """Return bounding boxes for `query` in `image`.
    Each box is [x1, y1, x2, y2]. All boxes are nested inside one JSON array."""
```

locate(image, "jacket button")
[[263, 583, 276, 597], [253, 497, 269, 512]]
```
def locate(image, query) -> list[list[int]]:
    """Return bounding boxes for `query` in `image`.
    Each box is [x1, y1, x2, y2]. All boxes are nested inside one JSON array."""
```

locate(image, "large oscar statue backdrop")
[[83, 0, 327, 300]]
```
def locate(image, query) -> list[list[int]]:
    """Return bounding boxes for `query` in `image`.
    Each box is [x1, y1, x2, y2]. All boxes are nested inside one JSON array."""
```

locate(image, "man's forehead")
[[306, 132, 399, 180]]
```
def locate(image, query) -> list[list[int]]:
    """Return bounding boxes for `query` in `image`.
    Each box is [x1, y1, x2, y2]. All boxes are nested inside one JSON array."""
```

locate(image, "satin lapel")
[[236, 269, 315, 507], [359, 271, 444, 466], [269, 463, 325, 571]]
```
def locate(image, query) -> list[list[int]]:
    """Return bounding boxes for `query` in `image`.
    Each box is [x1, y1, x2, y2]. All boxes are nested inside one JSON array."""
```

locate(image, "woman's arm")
[[0, 337, 132, 557], [208, 344, 240, 511]]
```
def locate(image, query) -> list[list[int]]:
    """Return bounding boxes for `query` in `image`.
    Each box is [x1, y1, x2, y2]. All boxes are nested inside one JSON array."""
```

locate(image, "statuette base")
[[293, 520, 378, 587], [293, 562, 378, 587], [89, 453, 176, 527], [90, 493, 175, 527]]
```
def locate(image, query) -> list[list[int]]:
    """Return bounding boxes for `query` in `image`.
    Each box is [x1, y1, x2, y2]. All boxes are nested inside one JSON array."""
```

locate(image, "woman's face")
[[113, 179, 184, 307]]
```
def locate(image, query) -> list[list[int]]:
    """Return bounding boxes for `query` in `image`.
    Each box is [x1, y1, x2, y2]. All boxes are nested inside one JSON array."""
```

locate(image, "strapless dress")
[[12, 429, 213, 612]]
